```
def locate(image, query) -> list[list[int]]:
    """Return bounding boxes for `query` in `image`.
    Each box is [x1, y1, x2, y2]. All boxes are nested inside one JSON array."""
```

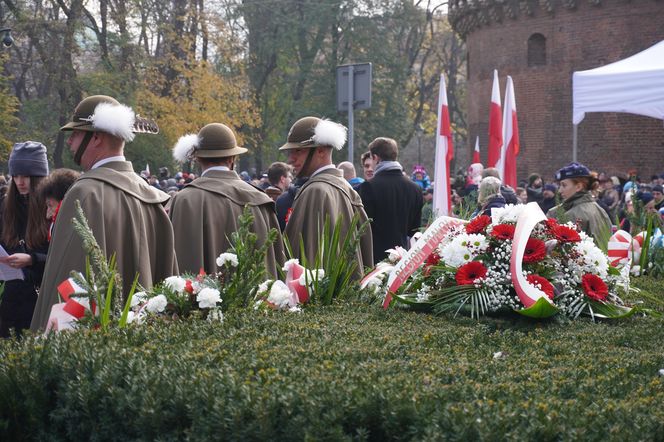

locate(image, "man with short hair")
[[358, 137, 422, 264], [337, 161, 364, 189], [361, 151, 374, 181], [265, 162, 292, 201], [281, 117, 372, 276], [169, 123, 284, 277], [652, 184, 664, 210], [31, 95, 178, 331]]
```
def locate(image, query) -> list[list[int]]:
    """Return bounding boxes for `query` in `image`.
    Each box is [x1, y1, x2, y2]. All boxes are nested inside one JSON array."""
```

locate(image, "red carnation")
[[491, 224, 516, 240], [455, 261, 488, 285], [582, 273, 609, 301], [526, 274, 555, 300], [184, 280, 194, 294], [466, 215, 491, 234], [523, 238, 547, 263], [552, 224, 581, 243], [425, 252, 441, 267]]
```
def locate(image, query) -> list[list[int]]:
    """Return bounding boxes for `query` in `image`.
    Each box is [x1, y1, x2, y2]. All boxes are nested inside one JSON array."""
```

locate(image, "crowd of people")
[[0, 93, 660, 338]]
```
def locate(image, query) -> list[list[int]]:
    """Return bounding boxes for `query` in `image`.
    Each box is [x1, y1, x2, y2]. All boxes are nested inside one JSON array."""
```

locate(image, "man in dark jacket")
[[358, 137, 423, 264]]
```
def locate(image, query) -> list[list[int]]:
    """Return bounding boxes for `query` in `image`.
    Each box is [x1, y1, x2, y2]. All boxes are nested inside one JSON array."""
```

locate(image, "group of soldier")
[[30, 95, 378, 331]]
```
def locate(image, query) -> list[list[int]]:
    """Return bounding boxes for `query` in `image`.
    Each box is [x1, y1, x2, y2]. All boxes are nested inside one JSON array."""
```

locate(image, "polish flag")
[[472, 136, 481, 164], [487, 70, 503, 169], [433, 74, 454, 217], [499, 76, 520, 189]]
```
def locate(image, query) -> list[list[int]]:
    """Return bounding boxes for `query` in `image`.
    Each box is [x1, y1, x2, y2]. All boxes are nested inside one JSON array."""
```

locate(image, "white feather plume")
[[312, 119, 347, 150], [173, 134, 200, 163], [90, 102, 136, 142]]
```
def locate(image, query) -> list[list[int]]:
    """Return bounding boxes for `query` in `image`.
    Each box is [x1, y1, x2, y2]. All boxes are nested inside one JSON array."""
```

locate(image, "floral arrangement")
[[364, 204, 633, 320]]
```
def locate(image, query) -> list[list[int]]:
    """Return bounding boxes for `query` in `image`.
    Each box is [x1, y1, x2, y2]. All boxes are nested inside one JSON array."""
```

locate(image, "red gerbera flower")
[[455, 261, 488, 285], [466, 215, 491, 234], [526, 274, 555, 300], [490, 223, 516, 240], [582, 273, 609, 301], [552, 224, 581, 243], [545, 218, 559, 231], [523, 238, 547, 263]]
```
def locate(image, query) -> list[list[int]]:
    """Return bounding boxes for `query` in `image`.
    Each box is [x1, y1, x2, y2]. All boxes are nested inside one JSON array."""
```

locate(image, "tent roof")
[[572, 40, 664, 124]]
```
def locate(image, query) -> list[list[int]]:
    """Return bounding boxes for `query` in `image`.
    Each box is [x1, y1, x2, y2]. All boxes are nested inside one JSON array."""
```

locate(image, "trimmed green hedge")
[[1, 279, 663, 441]]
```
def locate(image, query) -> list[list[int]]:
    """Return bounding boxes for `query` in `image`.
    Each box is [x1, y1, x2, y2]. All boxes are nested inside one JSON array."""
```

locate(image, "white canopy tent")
[[571, 40, 664, 160]]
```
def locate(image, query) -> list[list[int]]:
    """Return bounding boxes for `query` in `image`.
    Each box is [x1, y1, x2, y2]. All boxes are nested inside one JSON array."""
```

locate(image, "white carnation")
[[164, 276, 186, 293], [267, 280, 296, 309], [490, 204, 526, 225], [146, 294, 167, 313], [216, 252, 238, 268], [197, 287, 222, 309], [386, 246, 407, 263], [282, 259, 300, 272], [130, 291, 148, 308]]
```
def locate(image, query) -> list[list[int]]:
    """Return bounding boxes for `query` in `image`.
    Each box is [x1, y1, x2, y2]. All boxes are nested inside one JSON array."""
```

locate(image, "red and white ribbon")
[[284, 261, 309, 304], [383, 216, 465, 308], [607, 230, 643, 267], [510, 203, 554, 308]]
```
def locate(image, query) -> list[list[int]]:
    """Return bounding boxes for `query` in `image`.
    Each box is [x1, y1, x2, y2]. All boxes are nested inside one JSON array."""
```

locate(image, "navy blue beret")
[[554, 162, 591, 181]]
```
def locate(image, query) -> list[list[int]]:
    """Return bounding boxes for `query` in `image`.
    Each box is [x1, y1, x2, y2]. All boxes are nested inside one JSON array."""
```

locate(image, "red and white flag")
[[432, 74, 454, 217], [499, 76, 520, 189], [487, 70, 503, 169], [472, 136, 481, 164]]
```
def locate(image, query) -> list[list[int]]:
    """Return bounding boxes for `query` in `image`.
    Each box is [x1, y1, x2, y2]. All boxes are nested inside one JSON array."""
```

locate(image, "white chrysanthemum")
[[299, 269, 325, 287], [207, 308, 224, 323], [164, 276, 186, 293], [386, 246, 407, 263], [267, 280, 295, 309], [573, 239, 609, 278], [146, 294, 167, 313], [490, 204, 526, 225], [282, 259, 300, 272], [130, 291, 148, 308], [197, 287, 222, 309], [216, 252, 239, 268], [440, 233, 489, 268]]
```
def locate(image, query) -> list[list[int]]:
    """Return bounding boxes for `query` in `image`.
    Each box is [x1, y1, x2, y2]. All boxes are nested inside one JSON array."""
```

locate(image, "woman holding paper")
[[0, 142, 49, 338]]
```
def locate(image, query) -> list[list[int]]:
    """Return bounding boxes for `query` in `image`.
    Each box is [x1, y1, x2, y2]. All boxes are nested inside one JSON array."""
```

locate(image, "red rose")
[[526, 274, 555, 300], [523, 238, 547, 263], [466, 215, 491, 234], [490, 224, 516, 240], [455, 261, 488, 285], [552, 224, 581, 243], [581, 273, 609, 301]]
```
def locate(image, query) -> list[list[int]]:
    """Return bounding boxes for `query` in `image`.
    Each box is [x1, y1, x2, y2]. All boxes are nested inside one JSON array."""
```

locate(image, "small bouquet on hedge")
[[130, 207, 279, 323], [367, 203, 632, 320]]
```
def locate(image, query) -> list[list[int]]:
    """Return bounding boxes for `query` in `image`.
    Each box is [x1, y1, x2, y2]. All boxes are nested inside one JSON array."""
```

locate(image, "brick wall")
[[459, 0, 664, 183]]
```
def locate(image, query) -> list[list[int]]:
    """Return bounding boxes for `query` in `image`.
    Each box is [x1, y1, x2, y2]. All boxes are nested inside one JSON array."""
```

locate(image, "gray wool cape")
[[169, 169, 285, 278], [31, 161, 178, 331], [284, 168, 373, 279]]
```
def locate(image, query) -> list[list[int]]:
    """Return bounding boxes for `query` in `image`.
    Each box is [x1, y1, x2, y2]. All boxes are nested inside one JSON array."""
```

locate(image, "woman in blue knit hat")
[[547, 162, 612, 248], [0, 141, 49, 338]]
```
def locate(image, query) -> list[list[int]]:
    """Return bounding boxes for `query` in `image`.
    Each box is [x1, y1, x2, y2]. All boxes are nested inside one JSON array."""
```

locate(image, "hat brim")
[[195, 146, 248, 158], [279, 141, 319, 151], [60, 121, 95, 132]]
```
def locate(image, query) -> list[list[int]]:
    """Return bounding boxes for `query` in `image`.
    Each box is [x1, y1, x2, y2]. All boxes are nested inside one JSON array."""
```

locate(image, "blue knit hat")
[[8, 141, 49, 177], [554, 162, 591, 181]]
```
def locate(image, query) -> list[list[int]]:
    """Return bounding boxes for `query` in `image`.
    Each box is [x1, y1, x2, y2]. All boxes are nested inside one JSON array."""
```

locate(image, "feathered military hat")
[[60, 95, 158, 142], [279, 117, 347, 151], [173, 123, 248, 163]]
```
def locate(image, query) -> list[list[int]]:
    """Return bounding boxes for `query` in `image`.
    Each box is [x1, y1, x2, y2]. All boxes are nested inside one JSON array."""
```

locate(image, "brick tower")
[[449, 0, 664, 182]]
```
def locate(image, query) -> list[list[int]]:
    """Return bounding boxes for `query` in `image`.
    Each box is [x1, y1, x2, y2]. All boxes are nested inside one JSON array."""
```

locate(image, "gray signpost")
[[336, 63, 372, 162]]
